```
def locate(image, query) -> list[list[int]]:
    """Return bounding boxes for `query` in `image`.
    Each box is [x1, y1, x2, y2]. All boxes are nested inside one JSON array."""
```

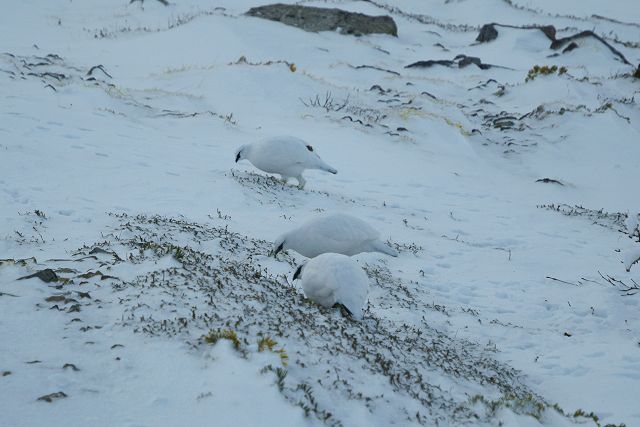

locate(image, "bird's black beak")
[[273, 242, 284, 257], [293, 265, 303, 281], [235, 152, 241, 163]]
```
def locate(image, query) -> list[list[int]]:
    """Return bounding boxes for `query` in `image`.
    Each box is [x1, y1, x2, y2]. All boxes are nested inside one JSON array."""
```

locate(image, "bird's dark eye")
[[306, 145, 314, 152]]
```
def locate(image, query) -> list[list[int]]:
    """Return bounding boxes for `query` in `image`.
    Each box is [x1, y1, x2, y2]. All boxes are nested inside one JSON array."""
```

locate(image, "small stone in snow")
[[63, 363, 80, 371], [37, 392, 68, 402]]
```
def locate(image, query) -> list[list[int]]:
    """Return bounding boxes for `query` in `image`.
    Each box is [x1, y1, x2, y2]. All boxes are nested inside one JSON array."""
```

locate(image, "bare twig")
[[598, 271, 640, 295], [0, 291, 19, 297], [130, 0, 169, 5], [87, 64, 112, 78], [300, 91, 349, 112], [546, 276, 580, 287]]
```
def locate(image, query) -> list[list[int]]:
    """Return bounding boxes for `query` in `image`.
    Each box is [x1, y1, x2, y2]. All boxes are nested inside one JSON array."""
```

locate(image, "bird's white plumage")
[[274, 213, 398, 258], [626, 213, 639, 235], [235, 136, 337, 189], [296, 253, 369, 320]]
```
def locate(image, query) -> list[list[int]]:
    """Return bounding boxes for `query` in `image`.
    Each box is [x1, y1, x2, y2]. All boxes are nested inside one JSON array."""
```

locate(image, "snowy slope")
[[1, 0, 639, 426]]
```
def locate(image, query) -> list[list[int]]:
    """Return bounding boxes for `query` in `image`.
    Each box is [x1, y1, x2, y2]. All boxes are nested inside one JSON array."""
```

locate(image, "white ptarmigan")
[[273, 213, 398, 258], [293, 253, 369, 320], [235, 136, 337, 189]]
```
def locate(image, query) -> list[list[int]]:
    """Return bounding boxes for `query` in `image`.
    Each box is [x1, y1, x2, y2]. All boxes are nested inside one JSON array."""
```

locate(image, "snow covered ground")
[[1, 0, 639, 426]]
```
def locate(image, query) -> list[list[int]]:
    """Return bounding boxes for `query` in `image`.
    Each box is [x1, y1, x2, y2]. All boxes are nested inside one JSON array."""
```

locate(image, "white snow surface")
[[1, 0, 639, 426]]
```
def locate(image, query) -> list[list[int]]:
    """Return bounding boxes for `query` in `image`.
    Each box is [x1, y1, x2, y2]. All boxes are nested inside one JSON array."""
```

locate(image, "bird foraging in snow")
[[235, 136, 337, 189], [273, 213, 398, 258], [293, 253, 369, 320]]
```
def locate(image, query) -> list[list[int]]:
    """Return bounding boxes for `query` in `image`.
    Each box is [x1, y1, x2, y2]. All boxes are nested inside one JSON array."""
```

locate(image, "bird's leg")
[[334, 303, 354, 320], [296, 175, 306, 190]]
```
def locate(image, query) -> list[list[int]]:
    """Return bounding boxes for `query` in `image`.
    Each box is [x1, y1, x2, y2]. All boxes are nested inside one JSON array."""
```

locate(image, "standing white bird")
[[235, 136, 337, 189], [273, 213, 398, 258], [293, 253, 369, 320]]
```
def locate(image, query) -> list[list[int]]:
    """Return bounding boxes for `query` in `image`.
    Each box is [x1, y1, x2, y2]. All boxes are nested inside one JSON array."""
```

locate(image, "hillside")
[[1, 1, 639, 426]]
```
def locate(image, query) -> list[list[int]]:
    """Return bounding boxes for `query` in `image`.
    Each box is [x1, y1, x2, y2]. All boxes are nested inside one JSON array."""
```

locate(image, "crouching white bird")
[[293, 253, 369, 320], [235, 136, 337, 189], [273, 213, 398, 258]]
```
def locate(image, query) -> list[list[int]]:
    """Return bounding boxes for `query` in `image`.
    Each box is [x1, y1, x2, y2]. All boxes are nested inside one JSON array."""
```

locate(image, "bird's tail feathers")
[[325, 165, 338, 174], [315, 158, 338, 174], [371, 239, 399, 257]]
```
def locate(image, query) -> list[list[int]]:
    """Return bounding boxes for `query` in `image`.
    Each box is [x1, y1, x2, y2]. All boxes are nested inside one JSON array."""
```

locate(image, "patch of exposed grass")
[[526, 65, 568, 82], [258, 336, 289, 366], [203, 329, 241, 350], [537, 203, 627, 232], [69, 212, 614, 426]]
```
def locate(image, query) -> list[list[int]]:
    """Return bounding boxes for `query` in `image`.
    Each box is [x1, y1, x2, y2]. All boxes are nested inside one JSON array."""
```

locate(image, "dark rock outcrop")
[[406, 54, 494, 70], [406, 59, 454, 69], [476, 24, 499, 43], [550, 31, 631, 65], [245, 3, 398, 37], [456, 55, 491, 69], [475, 23, 631, 66], [537, 25, 556, 40], [18, 269, 58, 283], [475, 23, 555, 43]]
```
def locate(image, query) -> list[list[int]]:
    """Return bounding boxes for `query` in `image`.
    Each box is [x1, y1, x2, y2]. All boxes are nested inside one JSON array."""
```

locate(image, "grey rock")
[[562, 42, 578, 53], [538, 25, 557, 40], [475, 23, 555, 44], [246, 3, 397, 37], [551, 30, 631, 65], [37, 391, 68, 403], [405, 59, 454, 69], [476, 24, 498, 43], [406, 55, 494, 70], [455, 54, 489, 69], [474, 23, 631, 66], [18, 268, 59, 283]]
